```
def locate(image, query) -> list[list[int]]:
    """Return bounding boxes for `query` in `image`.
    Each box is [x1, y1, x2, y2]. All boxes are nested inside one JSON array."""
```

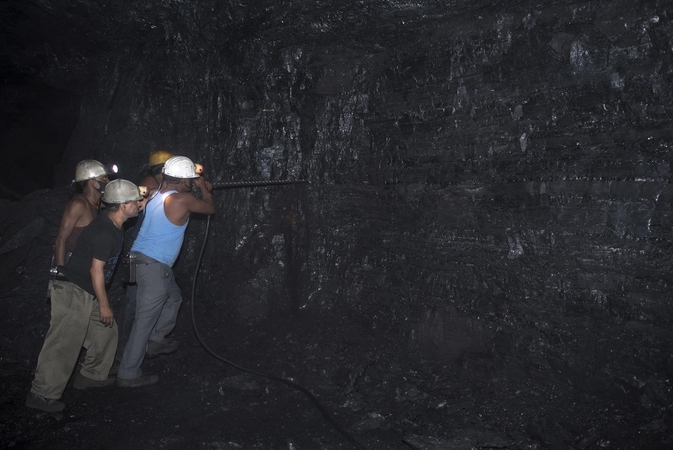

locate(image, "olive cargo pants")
[[31, 280, 117, 399]]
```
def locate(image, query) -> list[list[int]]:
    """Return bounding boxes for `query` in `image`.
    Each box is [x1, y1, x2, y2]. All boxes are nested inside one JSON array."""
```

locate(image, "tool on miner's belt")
[[126, 253, 137, 284], [46, 252, 57, 299], [46, 248, 73, 302], [121, 185, 149, 286], [189, 166, 365, 450]]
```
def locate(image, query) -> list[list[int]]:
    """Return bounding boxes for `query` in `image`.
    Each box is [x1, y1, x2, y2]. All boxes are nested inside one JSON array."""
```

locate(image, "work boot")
[[145, 339, 178, 359], [116, 375, 159, 388], [25, 392, 65, 412], [73, 372, 116, 390]]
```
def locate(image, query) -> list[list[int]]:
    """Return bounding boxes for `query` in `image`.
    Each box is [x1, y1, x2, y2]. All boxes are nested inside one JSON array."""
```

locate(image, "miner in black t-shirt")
[[26, 179, 143, 413]]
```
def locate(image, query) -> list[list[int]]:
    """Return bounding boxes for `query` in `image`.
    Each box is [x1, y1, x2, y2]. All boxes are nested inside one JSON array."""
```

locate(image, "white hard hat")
[[102, 179, 143, 204], [162, 156, 200, 179], [75, 160, 108, 182]]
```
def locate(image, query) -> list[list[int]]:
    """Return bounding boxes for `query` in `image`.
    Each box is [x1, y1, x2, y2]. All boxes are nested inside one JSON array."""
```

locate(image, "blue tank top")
[[131, 190, 188, 266]]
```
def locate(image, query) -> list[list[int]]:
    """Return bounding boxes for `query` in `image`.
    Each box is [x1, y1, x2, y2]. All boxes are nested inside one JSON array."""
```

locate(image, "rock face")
[[1, 0, 672, 448]]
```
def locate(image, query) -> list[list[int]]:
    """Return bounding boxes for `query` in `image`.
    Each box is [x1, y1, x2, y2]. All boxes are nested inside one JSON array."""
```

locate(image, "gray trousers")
[[31, 280, 118, 399], [117, 253, 182, 380], [116, 283, 137, 361]]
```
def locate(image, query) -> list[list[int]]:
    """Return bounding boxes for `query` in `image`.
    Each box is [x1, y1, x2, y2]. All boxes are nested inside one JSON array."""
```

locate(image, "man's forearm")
[[90, 268, 109, 306], [202, 192, 214, 208], [54, 239, 66, 267], [200, 187, 215, 213]]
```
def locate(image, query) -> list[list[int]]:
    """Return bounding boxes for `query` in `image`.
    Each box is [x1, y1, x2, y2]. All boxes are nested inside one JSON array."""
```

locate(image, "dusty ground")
[[1, 189, 672, 450]]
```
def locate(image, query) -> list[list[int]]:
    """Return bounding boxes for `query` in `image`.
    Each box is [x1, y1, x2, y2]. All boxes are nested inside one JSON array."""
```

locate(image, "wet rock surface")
[[1, 189, 671, 449], [2, 0, 673, 449]]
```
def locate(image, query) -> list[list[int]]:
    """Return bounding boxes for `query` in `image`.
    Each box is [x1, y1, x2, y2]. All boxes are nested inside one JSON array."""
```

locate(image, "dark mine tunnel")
[[1, 0, 672, 449]]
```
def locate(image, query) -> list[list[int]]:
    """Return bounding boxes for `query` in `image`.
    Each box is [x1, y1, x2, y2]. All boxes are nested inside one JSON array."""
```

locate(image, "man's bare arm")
[[184, 177, 214, 215], [90, 258, 114, 327], [54, 198, 87, 266], [164, 178, 214, 225]]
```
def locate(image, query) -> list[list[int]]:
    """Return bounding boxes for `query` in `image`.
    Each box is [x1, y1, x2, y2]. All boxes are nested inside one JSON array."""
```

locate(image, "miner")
[[117, 156, 214, 388], [27, 179, 144, 412], [53, 159, 110, 269], [117, 150, 174, 361]]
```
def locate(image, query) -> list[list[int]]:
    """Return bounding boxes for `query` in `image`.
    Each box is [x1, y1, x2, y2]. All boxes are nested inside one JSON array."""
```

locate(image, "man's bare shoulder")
[[65, 195, 88, 212], [165, 191, 195, 202], [163, 191, 191, 207]]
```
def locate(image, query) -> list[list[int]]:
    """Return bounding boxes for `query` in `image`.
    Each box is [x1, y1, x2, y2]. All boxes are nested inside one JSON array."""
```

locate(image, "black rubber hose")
[[190, 215, 367, 450]]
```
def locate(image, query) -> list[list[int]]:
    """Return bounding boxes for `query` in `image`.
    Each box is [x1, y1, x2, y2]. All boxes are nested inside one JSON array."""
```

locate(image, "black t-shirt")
[[61, 212, 123, 296]]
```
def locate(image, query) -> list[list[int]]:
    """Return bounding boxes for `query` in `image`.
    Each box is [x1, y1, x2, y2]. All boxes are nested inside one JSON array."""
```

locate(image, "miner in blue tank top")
[[117, 156, 215, 388]]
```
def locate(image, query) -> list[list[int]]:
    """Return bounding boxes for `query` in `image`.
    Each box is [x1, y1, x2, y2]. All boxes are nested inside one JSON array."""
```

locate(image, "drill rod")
[[211, 179, 309, 190]]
